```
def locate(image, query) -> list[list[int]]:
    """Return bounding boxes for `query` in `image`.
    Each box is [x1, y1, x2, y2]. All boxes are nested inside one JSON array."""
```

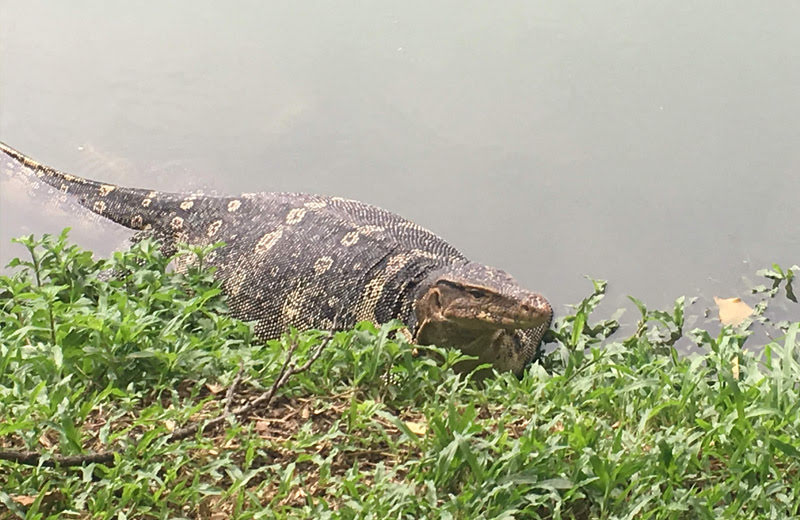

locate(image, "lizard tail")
[[1, 141, 162, 232], [1, 141, 110, 192]]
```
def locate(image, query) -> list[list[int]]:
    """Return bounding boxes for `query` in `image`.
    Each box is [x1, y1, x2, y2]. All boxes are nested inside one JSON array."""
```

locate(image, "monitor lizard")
[[1, 142, 553, 376]]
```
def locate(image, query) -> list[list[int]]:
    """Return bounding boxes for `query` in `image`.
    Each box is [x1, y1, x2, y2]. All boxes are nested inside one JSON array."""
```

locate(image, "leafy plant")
[[1, 231, 798, 519]]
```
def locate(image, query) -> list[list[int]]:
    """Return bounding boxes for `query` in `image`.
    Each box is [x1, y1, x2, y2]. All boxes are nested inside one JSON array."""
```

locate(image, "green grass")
[[0, 230, 798, 519]]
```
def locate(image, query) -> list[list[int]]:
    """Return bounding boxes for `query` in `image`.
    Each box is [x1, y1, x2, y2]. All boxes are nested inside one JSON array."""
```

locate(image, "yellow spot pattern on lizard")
[[411, 249, 440, 260], [341, 231, 359, 247], [358, 225, 385, 236], [356, 253, 414, 322], [282, 285, 307, 323], [285, 208, 307, 225], [255, 227, 283, 254], [313, 256, 334, 275], [227, 200, 241, 212], [207, 219, 222, 237]]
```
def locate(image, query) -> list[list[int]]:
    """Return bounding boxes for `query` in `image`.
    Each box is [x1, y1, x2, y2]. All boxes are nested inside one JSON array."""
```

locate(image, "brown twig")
[[223, 362, 246, 416], [0, 450, 115, 467], [0, 332, 333, 468], [168, 333, 329, 442]]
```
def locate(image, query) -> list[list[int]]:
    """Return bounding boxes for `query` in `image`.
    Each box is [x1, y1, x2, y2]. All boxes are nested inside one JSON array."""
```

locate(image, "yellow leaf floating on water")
[[714, 296, 753, 326]]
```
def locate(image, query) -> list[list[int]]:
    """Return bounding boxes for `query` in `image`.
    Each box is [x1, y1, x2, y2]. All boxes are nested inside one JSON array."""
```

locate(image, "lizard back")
[[1, 142, 468, 337]]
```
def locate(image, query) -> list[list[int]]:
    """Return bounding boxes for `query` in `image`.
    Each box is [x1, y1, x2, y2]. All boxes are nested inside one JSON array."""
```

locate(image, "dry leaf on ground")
[[205, 383, 226, 394], [11, 495, 36, 506], [405, 421, 427, 436]]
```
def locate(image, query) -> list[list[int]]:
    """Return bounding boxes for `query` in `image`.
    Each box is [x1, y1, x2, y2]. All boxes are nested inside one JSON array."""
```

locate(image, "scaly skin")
[[1, 141, 553, 375]]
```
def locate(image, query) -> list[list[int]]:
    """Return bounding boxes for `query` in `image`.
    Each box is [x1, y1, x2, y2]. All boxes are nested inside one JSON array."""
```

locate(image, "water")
[[1, 1, 798, 325]]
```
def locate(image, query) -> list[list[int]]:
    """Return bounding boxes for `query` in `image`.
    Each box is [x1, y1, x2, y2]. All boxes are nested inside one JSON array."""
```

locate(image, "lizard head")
[[412, 262, 553, 376], [414, 262, 552, 333]]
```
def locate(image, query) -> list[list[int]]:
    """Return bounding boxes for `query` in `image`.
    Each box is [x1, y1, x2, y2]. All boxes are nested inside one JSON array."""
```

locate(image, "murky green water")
[[2, 2, 798, 321]]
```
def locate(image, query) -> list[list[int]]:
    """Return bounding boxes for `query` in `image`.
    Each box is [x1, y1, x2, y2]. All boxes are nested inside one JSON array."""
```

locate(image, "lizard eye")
[[467, 289, 486, 299]]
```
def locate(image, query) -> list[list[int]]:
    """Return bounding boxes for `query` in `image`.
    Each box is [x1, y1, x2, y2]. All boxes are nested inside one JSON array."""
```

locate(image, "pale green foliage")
[[0, 232, 798, 519]]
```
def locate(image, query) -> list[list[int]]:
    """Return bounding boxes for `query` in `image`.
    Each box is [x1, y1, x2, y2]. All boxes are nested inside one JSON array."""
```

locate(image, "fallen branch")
[[0, 332, 333, 468], [0, 450, 115, 467], [169, 332, 330, 442]]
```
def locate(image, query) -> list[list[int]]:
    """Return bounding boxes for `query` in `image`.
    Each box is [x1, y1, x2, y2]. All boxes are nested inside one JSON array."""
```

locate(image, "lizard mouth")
[[446, 309, 551, 330]]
